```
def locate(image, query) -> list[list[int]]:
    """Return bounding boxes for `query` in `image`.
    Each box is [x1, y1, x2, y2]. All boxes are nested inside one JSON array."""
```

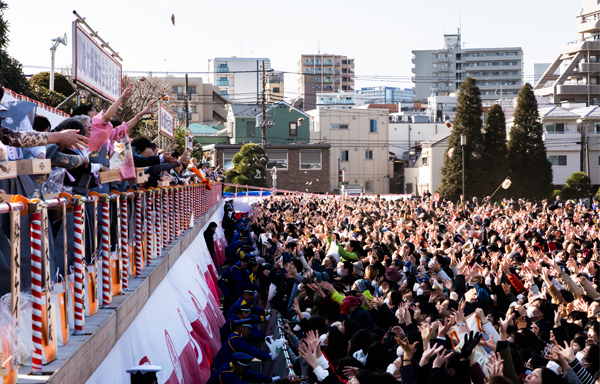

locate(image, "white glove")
[[272, 376, 280, 382], [269, 353, 274, 361], [265, 314, 271, 321], [267, 309, 272, 315]]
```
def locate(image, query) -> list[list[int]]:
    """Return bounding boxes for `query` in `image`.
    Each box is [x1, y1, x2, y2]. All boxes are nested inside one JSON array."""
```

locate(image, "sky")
[[5, 0, 582, 101]]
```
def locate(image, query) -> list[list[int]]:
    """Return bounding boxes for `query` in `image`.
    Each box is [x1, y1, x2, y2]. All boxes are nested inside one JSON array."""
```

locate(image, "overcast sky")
[[5, 0, 581, 100]]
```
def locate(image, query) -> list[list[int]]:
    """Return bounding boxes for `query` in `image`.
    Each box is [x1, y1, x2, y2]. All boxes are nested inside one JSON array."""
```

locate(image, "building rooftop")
[[187, 123, 225, 136], [230, 104, 261, 117]]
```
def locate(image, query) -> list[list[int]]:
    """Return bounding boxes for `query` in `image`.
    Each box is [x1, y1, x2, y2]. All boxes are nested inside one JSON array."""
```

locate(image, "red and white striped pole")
[[134, 191, 143, 276], [146, 189, 153, 265], [169, 188, 174, 243], [156, 188, 162, 253], [162, 187, 168, 248], [183, 186, 188, 230], [119, 192, 129, 290], [173, 187, 178, 238], [195, 184, 200, 220], [73, 196, 85, 334], [176, 186, 181, 236], [29, 201, 43, 374], [101, 194, 111, 308]]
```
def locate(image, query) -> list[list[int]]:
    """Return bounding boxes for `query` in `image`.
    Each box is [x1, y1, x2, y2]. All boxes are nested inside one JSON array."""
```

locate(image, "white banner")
[[72, 22, 122, 102], [87, 202, 226, 384], [159, 103, 175, 139]]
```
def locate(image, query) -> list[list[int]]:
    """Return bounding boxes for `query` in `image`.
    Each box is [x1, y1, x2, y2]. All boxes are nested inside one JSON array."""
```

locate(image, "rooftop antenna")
[[459, 8, 462, 48]]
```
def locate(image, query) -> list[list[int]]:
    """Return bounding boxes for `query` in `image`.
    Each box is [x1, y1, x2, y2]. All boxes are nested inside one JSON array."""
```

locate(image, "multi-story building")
[[225, 101, 311, 145], [266, 71, 284, 103], [534, 63, 551, 85], [412, 33, 523, 103], [358, 87, 414, 104], [316, 92, 364, 109], [308, 108, 390, 194], [208, 57, 271, 103], [297, 54, 355, 110], [161, 76, 228, 125], [534, 0, 600, 106]]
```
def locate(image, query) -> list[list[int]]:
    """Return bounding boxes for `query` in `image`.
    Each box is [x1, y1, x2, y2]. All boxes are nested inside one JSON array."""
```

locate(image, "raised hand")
[[432, 349, 453, 369], [460, 331, 482, 360], [397, 337, 418, 360], [419, 344, 445, 367], [484, 352, 504, 378], [516, 316, 528, 330]]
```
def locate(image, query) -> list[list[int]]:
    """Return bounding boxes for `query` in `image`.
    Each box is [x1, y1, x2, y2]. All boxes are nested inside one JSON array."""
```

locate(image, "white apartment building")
[[308, 108, 390, 194], [412, 33, 523, 102], [315, 92, 365, 109], [208, 57, 271, 103], [403, 129, 451, 196], [388, 121, 448, 160], [534, 0, 600, 106]]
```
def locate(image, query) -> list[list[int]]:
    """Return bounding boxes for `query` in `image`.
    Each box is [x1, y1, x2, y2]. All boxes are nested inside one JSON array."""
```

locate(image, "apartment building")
[[208, 57, 271, 103], [412, 33, 523, 102], [297, 54, 355, 110], [308, 108, 390, 194], [266, 71, 284, 103], [358, 87, 414, 104], [534, 0, 600, 106], [161, 76, 228, 125]]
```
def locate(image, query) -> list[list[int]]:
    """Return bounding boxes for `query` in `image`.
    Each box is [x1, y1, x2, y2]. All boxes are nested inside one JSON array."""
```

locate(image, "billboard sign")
[[159, 104, 175, 139], [72, 21, 122, 102]]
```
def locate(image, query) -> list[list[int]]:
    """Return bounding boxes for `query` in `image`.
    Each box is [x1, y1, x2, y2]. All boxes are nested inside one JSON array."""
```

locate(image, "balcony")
[[438, 65, 449, 71], [438, 57, 449, 62], [216, 80, 229, 86], [216, 66, 229, 73], [579, 63, 600, 73], [557, 84, 600, 95], [577, 18, 600, 34], [438, 85, 449, 91]]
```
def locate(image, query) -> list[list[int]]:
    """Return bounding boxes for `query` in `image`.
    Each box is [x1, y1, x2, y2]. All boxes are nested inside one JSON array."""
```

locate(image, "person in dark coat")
[[208, 352, 277, 384], [204, 221, 218, 260], [212, 320, 272, 370]]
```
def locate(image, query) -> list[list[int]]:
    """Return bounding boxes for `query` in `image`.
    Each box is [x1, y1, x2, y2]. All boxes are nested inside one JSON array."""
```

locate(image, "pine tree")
[[483, 104, 509, 198], [224, 143, 269, 192], [507, 83, 553, 200], [438, 77, 485, 201]]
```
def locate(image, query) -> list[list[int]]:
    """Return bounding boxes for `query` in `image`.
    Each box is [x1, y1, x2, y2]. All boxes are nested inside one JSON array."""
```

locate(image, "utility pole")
[[259, 61, 268, 147]]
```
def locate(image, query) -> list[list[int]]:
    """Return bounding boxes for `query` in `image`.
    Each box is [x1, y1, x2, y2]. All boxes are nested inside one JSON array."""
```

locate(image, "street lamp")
[[461, 134, 466, 198], [49, 33, 67, 91]]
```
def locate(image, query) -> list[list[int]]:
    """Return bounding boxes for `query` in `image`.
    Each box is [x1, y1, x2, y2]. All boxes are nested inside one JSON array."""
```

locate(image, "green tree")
[[507, 83, 553, 200], [482, 104, 509, 198], [174, 126, 202, 160], [438, 77, 486, 201], [224, 143, 269, 192], [29, 71, 75, 98], [560, 172, 591, 199], [0, 1, 29, 95]]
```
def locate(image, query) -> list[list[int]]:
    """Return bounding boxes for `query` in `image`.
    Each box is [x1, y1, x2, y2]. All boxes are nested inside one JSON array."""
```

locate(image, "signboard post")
[[159, 104, 175, 140], [72, 21, 122, 102]]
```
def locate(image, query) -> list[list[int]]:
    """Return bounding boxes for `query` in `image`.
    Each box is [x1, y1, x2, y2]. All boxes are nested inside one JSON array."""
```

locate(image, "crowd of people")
[[211, 195, 600, 384]]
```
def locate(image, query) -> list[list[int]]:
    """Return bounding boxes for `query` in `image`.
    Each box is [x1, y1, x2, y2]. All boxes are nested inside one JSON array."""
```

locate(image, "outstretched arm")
[[102, 84, 132, 124], [126, 100, 153, 129]]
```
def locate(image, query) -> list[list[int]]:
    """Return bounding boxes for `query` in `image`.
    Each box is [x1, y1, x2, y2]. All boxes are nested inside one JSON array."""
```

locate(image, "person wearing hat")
[[208, 352, 278, 384], [126, 364, 161, 384], [218, 255, 258, 315], [220, 304, 266, 343], [212, 319, 273, 370], [226, 286, 270, 320], [340, 295, 374, 330]]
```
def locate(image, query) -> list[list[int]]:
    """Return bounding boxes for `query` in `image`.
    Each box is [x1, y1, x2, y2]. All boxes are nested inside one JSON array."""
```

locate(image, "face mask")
[[575, 351, 585, 363], [337, 269, 344, 277], [417, 288, 424, 296], [526, 306, 536, 318], [485, 276, 492, 286], [371, 280, 378, 288], [384, 298, 390, 306]]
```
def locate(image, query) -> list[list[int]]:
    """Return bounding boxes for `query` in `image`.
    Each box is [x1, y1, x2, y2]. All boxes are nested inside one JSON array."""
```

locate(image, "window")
[[546, 123, 565, 134], [365, 181, 374, 191], [594, 122, 600, 134], [289, 122, 298, 137], [340, 150, 349, 162], [549, 155, 567, 166], [364, 150, 374, 160], [246, 121, 256, 137], [266, 150, 288, 169], [369, 120, 378, 133], [273, 87, 280, 93], [187, 86, 196, 94], [422, 157, 428, 165], [300, 151, 322, 170], [223, 150, 238, 169], [330, 124, 349, 129], [220, 90, 228, 96]]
